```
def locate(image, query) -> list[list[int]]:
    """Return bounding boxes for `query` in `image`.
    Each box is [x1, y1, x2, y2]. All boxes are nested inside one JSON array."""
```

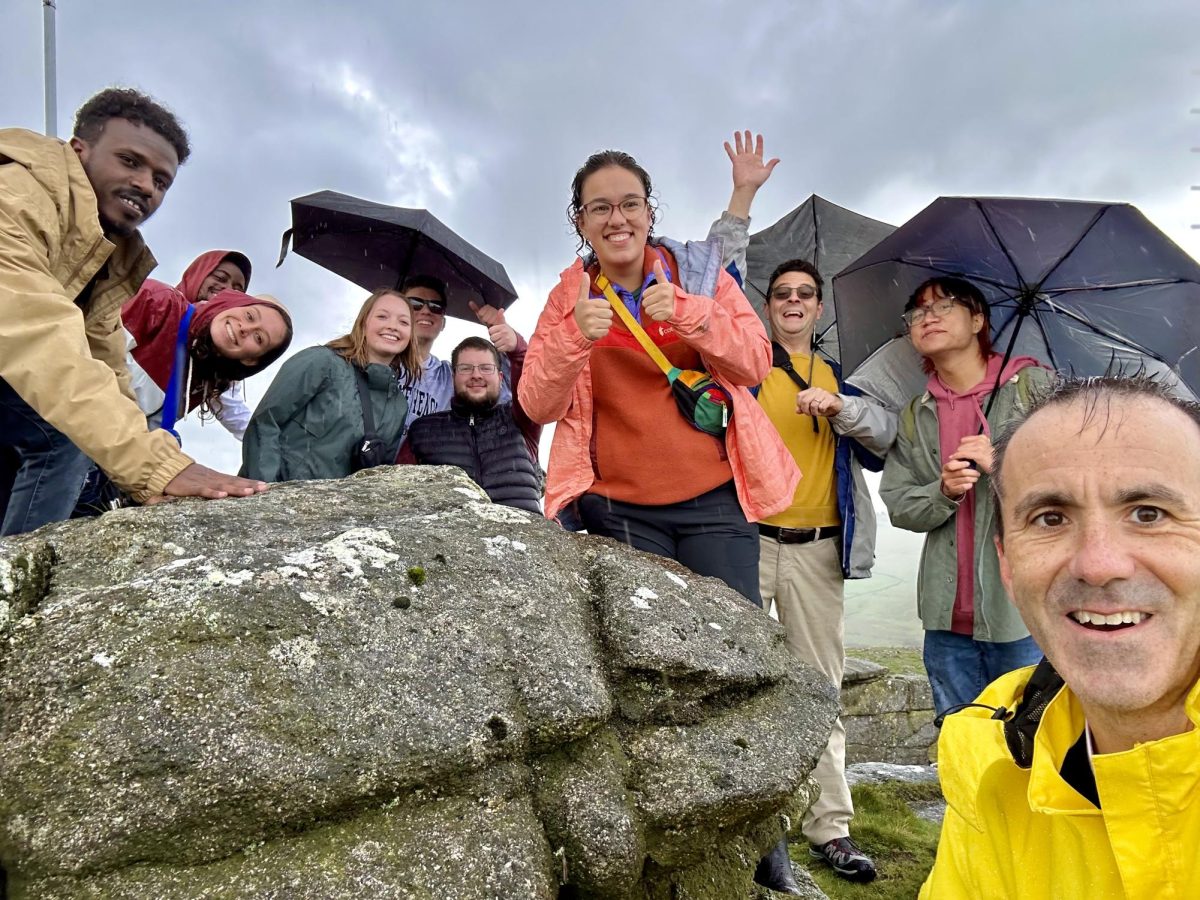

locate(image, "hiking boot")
[[809, 836, 877, 883], [753, 838, 805, 895]]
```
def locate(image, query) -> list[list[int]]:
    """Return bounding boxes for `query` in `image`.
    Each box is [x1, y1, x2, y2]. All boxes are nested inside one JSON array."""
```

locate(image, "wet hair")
[[566, 150, 657, 255], [399, 274, 448, 305], [73, 87, 191, 164], [327, 287, 422, 382], [451, 336, 501, 370], [991, 374, 1200, 537], [906, 275, 993, 374], [766, 258, 824, 302]]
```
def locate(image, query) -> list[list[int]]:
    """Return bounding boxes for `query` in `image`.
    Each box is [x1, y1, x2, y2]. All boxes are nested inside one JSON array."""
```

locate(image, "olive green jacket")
[[241, 347, 408, 482], [879, 366, 1051, 642]]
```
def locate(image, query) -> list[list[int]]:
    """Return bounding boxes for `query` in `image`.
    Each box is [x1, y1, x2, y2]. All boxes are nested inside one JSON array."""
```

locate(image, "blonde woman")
[[242, 288, 420, 481]]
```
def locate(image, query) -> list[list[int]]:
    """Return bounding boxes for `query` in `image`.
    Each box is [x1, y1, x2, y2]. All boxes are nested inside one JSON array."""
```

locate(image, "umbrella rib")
[[840, 257, 1019, 294], [1043, 302, 1173, 366], [975, 200, 1028, 290], [1039, 277, 1190, 296], [1024, 205, 1110, 292]]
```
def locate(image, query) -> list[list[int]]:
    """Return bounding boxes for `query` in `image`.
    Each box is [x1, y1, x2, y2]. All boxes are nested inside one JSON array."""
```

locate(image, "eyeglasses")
[[454, 363, 498, 375], [581, 196, 648, 221], [902, 298, 964, 328], [770, 285, 819, 301], [407, 298, 446, 315]]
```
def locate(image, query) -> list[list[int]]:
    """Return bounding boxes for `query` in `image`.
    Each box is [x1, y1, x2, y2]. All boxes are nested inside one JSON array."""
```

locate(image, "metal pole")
[[43, 0, 57, 137]]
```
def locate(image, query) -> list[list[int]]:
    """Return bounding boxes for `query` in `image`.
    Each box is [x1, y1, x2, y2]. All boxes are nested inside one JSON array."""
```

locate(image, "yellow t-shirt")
[[757, 352, 841, 529]]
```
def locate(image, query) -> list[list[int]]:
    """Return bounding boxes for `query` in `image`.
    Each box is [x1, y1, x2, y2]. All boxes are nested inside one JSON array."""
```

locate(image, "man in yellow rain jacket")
[[921, 374, 1200, 899]]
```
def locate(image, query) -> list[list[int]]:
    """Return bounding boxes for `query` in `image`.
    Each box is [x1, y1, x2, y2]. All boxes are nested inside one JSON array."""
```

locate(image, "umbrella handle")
[[276, 229, 293, 269]]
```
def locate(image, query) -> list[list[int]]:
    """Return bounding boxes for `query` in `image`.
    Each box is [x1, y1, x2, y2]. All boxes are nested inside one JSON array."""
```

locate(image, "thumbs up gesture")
[[641, 259, 676, 322], [470, 300, 519, 352], [572, 274, 612, 341]]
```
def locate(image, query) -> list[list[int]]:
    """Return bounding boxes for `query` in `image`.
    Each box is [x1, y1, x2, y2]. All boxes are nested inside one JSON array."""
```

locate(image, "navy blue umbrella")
[[832, 197, 1200, 408], [278, 190, 518, 321]]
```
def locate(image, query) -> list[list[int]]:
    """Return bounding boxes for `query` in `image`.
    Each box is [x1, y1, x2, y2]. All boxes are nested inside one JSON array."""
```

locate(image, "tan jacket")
[[0, 128, 192, 501]]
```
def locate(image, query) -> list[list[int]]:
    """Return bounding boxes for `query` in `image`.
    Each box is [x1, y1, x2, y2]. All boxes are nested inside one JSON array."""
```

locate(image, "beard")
[[454, 391, 500, 415]]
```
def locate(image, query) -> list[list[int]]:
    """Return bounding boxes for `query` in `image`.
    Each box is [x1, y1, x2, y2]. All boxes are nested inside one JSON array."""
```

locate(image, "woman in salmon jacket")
[[521, 149, 798, 601], [518, 148, 802, 891]]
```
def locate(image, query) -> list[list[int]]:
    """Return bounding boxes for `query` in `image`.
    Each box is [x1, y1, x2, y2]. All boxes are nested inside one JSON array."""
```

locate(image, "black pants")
[[578, 481, 762, 607]]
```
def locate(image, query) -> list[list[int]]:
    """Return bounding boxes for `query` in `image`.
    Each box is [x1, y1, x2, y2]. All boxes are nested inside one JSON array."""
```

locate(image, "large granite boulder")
[[0, 467, 836, 900]]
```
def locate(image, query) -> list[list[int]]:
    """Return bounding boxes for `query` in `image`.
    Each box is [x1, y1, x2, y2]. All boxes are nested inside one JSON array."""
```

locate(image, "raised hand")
[[641, 259, 676, 323], [573, 274, 612, 341], [470, 300, 518, 352], [725, 130, 780, 194]]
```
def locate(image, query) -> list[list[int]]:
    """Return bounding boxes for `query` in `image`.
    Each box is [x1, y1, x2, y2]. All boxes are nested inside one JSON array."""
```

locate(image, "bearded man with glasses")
[[399, 274, 526, 431], [881, 276, 1050, 719], [397, 336, 542, 513]]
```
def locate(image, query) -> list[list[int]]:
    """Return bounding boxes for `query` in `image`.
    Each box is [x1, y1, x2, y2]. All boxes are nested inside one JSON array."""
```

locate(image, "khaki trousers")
[[758, 534, 851, 845]]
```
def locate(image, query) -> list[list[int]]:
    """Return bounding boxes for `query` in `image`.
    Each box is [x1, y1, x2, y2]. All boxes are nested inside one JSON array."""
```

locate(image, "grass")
[[794, 780, 941, 900], [844, 646, 926, 678]]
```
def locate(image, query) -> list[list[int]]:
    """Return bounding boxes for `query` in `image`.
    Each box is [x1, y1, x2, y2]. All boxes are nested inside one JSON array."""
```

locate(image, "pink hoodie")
[[928, 353, 1042, 634]]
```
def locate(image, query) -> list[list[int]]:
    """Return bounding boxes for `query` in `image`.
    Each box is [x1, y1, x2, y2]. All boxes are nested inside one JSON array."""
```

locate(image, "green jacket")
[[879, 365, 1050, 642], [241, 347, 408, 482]]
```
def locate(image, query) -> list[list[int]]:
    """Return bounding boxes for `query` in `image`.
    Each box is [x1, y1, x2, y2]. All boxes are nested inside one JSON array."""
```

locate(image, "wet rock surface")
[[0, 467, 837, 900]]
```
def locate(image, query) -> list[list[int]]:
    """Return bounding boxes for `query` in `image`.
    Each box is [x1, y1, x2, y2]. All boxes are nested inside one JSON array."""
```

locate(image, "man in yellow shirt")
[[755, 259, 896, 883]]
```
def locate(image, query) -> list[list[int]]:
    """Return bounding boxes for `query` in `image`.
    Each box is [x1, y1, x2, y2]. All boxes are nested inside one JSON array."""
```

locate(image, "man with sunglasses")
[[397, 336, 541, 513], [881, 276, 1049, 719], [754, 258, 895, 884], [400, 275, 523, 430]]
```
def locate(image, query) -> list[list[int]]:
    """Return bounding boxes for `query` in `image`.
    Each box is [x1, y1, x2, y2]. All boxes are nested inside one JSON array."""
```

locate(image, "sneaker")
[[809, 836, 877, 883]]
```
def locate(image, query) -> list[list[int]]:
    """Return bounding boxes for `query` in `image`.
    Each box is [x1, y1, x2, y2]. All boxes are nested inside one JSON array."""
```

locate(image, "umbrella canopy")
[[278, 190, 518, 321], [744, 195, 895, 364], [833, 196, 1200, 408]]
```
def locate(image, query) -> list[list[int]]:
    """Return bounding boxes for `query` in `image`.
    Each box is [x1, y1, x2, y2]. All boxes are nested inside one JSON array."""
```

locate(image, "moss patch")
[[795, 780, 940, 900], [845, 647, 926, 678]]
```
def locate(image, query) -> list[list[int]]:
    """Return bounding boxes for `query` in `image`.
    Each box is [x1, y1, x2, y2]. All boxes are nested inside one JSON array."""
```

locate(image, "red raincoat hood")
[[176, 250, 252, 303]]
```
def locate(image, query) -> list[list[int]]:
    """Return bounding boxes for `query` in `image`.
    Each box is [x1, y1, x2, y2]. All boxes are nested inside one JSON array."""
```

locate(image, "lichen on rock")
[[0, 467, 836, 899]]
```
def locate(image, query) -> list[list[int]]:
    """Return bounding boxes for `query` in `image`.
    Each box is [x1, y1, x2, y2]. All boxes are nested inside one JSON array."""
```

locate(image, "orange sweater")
[[519, 250, 800, 522]]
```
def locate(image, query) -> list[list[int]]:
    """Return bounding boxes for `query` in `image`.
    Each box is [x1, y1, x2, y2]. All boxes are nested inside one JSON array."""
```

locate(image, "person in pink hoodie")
[[880, 276, 1051, 717]]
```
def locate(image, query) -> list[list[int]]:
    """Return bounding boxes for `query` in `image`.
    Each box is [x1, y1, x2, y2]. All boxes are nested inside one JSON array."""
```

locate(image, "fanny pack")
[[351, 365, 392, 471], [595, 273, 732, 438]]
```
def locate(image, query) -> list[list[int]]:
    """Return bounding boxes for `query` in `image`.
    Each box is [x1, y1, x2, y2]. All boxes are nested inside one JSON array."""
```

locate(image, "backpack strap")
[[1002, 657, 1066, 769], [771, 341, 811, 391], [160, 303, 197, 441], [352, 365, 376, 435]]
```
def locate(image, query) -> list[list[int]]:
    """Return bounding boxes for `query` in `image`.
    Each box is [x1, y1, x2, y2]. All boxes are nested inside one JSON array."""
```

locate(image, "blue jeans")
[[923, 630, 1043, 717], [0, 378, 92, 536]]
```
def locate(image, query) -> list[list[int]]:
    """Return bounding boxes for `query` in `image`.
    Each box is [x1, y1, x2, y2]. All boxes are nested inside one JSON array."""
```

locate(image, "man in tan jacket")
[[0, 88, 267, 535]]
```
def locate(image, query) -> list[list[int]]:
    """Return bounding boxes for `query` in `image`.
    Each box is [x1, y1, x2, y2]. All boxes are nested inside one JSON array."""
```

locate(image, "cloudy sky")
[[3, 0, 1198, 483]]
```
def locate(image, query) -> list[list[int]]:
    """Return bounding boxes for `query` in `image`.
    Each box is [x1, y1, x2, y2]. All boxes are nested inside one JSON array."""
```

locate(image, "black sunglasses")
[[408, 298, 447, 314]]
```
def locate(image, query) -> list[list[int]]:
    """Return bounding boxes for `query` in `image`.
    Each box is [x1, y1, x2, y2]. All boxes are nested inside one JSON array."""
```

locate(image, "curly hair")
[[566, 150, 657, 255], [73, 87, 191, 164]]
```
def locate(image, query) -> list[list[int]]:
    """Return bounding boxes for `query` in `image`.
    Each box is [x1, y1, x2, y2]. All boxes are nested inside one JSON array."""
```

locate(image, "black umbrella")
[[278, 190, 518, 321], [832, 196, 1200, 409], [744, 194, 895, 364]]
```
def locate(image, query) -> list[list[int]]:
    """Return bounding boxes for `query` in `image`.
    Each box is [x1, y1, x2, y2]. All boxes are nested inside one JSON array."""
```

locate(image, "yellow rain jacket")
[[0, 128, 192, 501], [921, 666, 1200, 899]]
